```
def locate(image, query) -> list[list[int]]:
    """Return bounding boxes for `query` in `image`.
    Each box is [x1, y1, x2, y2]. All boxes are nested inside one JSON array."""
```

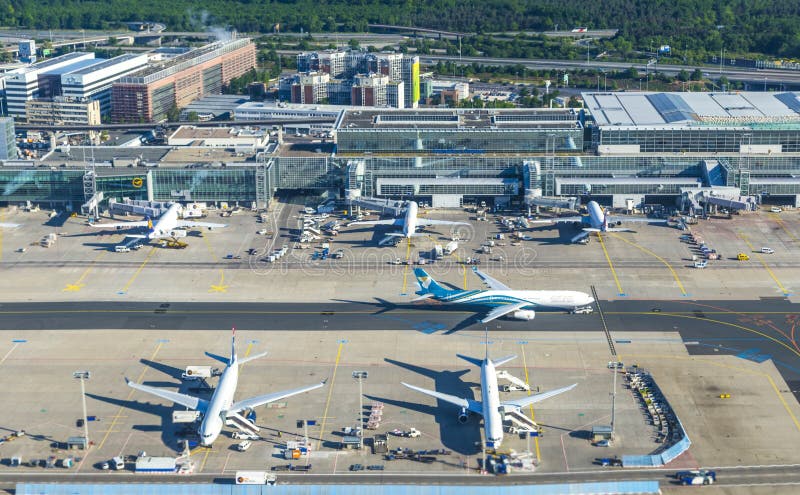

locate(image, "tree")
[[166, 105, 180, 122], [187, 111, 199, 122], [677, 69, 690, 82], [690, 68, 703, 81]]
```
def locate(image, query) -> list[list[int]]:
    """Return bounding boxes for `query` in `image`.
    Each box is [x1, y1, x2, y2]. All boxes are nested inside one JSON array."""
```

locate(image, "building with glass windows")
[[6, 92, 800, 210]]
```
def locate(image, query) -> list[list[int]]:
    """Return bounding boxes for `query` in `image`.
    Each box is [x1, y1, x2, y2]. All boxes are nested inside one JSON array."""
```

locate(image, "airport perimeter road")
[[3, 463, 800, 489]]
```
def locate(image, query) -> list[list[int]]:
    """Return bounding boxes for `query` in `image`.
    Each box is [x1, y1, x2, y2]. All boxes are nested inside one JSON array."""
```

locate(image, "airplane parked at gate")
[[530, 200, 668, 243], [126, 329, 326, 447], [349, 201, 468, 239], [90, 202, 226, 240], [402, 343, 576, 449], [413, 267, 594, 323]]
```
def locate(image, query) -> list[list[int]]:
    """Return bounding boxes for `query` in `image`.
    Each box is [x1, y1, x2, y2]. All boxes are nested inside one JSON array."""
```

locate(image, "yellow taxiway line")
[[597, 233, 625, 296], [119, 246, 158, 294], [97, 342, 164, 450], [771, 212, 798, 243], [610, 233, 687, 297], [204, 233, 229, 293], [519, 343, 541, 461], [739, 233, 791, 296], [316, 342, 344, 451], [64, 251, 108, 292], [401, 237, 412, 294]]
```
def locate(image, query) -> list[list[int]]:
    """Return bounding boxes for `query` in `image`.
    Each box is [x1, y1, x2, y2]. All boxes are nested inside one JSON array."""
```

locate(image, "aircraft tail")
[[413, 268, 459, 299], [231, 327, 237, 363]]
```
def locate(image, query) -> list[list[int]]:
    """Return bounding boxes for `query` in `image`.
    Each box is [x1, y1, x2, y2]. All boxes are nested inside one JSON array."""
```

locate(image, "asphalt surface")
[[5, 463, 800, 489], [1, 298, 798, 386]]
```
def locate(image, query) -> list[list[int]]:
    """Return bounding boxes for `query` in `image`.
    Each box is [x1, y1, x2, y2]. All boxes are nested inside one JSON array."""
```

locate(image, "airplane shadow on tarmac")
[[364, 358, 483, 455], [86, 359, 213, 451]]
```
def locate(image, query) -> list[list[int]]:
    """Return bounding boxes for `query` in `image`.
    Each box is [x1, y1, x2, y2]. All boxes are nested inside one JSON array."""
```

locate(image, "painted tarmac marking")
[[203, 234, 229, 293], [519, 342, 541, 462], [597, 233, 625, 296], [316, 341, 344, 451], [0, 342, 20, 365], [609, 233, 687, 297], [770, 212, 799, 243], [64, 251, 108, 292], [739, 233, 791, 296], [98, 341, 164, 450], [118, 246, 158, 295]]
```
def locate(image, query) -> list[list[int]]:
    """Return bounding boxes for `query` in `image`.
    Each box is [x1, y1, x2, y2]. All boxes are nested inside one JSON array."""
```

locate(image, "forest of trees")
[[2, 0, 800, 60]]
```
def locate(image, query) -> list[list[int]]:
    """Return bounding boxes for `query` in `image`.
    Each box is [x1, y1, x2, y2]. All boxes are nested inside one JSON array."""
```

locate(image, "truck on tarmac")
[[676, 469, 716, 485], [182, 366, 214, 380], [433, 244, 444, 260], [235, 471, 277, 485]]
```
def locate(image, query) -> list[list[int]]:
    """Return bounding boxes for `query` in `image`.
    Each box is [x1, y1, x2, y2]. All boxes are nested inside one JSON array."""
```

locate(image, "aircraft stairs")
[[504, 409, 540, 434], [496, 370, 530, 391], [226, 411, 260, 435]]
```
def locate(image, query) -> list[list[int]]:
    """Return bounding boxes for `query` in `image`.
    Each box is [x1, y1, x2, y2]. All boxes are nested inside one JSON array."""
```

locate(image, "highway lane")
[[4, 463, 800, 489]]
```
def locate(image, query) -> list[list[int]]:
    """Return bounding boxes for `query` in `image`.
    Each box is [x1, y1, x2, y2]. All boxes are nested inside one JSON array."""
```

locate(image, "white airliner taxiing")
[[413, 267, 594, 323], [402, 346, 576, 449], [349, 201, 468, 239], [126, 329, 326, 447], [90, 203, 226, 240], [531, 200, 668, 243]]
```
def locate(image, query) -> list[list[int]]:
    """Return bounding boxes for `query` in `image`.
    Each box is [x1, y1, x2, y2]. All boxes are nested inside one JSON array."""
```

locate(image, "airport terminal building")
[[3, 91, 800, 211]]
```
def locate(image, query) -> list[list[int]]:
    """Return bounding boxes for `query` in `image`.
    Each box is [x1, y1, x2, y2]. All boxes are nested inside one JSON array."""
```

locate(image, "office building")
[[26, 97, 101, 126], [18, 40, 35, 64], [61, 54, 149, 116], [351, 74, 389, 107], [111, 39, 256, 123], [289, 72, 330, 104], [402, 55, 420, 109], [0, 117, 15, 160], [386, 81, 405, 109], [5, 52, 96, 119]]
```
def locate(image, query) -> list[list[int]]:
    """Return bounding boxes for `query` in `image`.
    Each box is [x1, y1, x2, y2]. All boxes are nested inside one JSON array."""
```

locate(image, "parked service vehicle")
[[770, 206, 782, 213], [761, 247, 774, 254], [232, 432, 259, 440], [737, 253, 750, 261], [114, 245, 130, 253], [694, 261, 707, 269], [237, 440, 252, 452]]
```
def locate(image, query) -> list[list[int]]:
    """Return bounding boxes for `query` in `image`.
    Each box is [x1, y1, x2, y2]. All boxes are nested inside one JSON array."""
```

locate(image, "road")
[[5, 463, 800, 490]]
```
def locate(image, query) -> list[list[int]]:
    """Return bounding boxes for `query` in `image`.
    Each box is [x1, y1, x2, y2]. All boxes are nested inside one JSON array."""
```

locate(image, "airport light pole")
[[73, 371, 91, 448], [353, 371, 368, 450], [610, 363, 617, 439]]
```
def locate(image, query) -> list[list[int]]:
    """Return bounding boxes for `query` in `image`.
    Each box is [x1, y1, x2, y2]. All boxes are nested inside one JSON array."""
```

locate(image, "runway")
[[1, 298, 799, 387]]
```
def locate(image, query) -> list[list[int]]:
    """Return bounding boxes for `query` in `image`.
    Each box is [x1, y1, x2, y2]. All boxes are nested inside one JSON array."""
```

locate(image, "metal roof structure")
[[583, 91, 800, 127]]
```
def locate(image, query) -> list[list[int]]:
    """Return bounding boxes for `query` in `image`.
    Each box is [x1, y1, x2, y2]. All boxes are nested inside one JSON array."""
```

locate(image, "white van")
[[114, 245, 130, 253], [112, 456, 124, 470], [761, 247, 775, 254]]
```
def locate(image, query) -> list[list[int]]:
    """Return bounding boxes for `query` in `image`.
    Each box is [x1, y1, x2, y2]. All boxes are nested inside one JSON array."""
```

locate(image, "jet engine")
[[169, 229, 188, 238], [512, 310, 536, 321], [614, 220, 622, 226], [458, 407, 469, 424]]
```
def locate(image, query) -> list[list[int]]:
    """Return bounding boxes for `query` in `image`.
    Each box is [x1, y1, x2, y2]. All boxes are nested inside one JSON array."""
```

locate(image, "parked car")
[[770, 206, 782, 213]]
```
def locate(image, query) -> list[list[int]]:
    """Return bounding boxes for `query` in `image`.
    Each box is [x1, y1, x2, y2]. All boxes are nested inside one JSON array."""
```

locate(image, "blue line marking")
[[117, 291, 126, 295], [337, 339, 348, 344], [736, 348, 772, 363], [248, 339, 259, 344], [615, 340, 632, 344], [156, 339, 169, 343], [619, 293, 627, 297], [11, 339, 26, 343], [517, 340, 528, 345], [399, 293, 407, 296]]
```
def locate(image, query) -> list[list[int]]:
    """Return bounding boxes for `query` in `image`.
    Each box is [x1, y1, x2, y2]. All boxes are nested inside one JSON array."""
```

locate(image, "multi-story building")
[[61, 54, 149, 117], [374, 53, 404, 81], [18, 40, 35, 64], [0, 117, 15, 160], [386, 81, 405, 109], [318, 50, 347, 79], [351, 74, 389, 107], [290, 72, 330, 104], [111, 39, 256, 123], [402, 55, 420, 109], [26, 97, 101, 126], [5, 52, 96, 120]]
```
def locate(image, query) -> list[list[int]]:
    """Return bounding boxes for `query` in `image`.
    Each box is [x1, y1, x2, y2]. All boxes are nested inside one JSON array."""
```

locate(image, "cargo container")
[[135, 456, 176, 473], [235, 470, 276, 484]]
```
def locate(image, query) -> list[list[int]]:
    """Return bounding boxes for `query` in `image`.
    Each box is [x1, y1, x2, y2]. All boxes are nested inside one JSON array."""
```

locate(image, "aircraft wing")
[[528, 216, 584, 224], [349, 219, 403, 227], [501, 383, 577, 410], [176, 220, 227, 229], [90, 221, 149, 229], [0, 222, 20, 228], [126, 378, 208, 412], [606, 216, 668, 224], [402, 382, 483, 415], [228, 381, 325, 413], [416, 219, 470, 227], [472, 268, 511, 291], [480, 301, 529, 324]]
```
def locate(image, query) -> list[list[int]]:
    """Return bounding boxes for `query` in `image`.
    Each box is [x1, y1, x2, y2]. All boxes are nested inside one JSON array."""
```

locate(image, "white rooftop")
[[583, 91, 800, 127]]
